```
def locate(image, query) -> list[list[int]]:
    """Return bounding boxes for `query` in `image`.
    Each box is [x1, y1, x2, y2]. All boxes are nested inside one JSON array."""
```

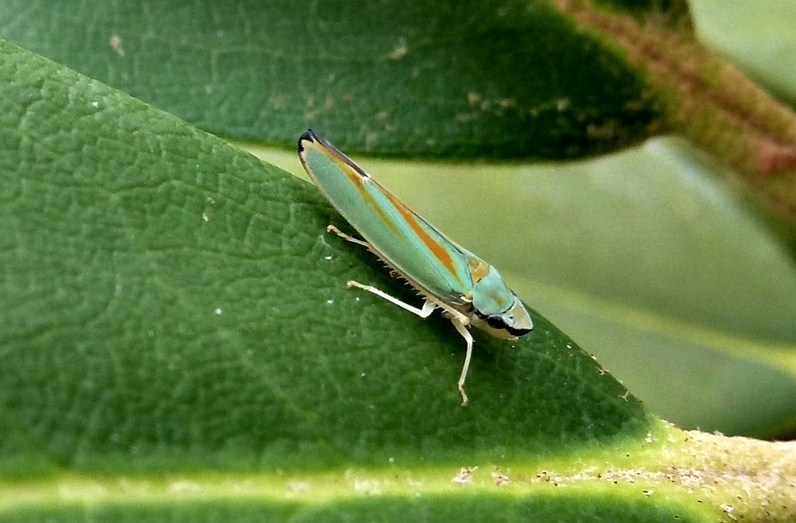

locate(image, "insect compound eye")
[[479, 310, 532, 337], [486, 314, 508, 330]]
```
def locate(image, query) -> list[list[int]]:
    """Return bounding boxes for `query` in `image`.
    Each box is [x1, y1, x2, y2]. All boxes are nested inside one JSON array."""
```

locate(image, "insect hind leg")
[[329, 223, 436, 318], [346, 280, 436, 319]]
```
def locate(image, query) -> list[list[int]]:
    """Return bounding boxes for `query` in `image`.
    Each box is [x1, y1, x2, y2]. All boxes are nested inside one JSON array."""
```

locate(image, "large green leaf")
[[0, 40, 648, 472], [1, 29, 794, 523], [2, 2, 794, 438]]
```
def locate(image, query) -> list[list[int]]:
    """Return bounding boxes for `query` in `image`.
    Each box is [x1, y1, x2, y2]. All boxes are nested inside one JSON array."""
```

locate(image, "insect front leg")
[[450, 319, 474, 407], [327, 224, 370, 249]]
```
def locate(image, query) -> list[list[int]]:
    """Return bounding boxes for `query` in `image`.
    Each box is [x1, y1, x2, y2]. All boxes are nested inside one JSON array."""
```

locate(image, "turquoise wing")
[[298, 130, 476, 305]]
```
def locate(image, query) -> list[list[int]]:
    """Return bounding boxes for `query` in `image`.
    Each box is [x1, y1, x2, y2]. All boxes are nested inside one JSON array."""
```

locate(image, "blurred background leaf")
[[0, 0, 667, 159]]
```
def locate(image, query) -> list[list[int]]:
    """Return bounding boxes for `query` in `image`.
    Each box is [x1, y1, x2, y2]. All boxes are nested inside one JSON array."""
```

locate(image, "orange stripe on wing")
[[317, 139, 455, 277], [327, 152, 401, 235], [380, 189, 459, 277]]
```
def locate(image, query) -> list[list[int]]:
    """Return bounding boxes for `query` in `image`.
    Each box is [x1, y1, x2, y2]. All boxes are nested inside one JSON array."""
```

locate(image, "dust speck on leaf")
[[388, 37, 409, 60], [109, 35, 125, 57]]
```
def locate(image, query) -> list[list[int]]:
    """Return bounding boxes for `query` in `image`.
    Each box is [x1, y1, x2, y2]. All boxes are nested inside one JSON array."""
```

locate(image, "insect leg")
[[327, 224, 370, 249], [451, 319, 474, 407], [346, 280, 436, 318], [347, 280, 473, 407]]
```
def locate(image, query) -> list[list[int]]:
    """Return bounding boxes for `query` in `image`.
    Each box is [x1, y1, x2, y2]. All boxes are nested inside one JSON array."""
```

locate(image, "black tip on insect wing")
[[297, 130, 368, 181], [298, 129, 317, 154]]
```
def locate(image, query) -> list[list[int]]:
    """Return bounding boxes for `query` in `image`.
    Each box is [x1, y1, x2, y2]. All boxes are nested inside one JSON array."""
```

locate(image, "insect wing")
[[298, 130, 475, 304]]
